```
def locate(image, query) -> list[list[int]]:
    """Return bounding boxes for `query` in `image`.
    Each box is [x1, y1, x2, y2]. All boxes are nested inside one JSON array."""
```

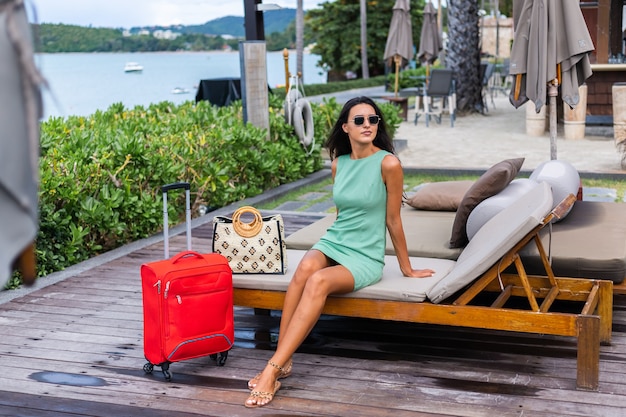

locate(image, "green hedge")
[[272, 75, 387, 99], [11, 93, 402, 288]]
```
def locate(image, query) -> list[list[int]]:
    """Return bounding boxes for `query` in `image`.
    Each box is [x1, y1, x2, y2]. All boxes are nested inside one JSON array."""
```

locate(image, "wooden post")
[[576, 316, 600, 390], [283, 48, 290, 90]]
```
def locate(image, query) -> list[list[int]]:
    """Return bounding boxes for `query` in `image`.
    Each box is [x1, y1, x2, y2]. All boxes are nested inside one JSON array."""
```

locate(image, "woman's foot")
[[244, 361, 284, 408], [247, 359, 292, 390], [244, 381, 281, 408]]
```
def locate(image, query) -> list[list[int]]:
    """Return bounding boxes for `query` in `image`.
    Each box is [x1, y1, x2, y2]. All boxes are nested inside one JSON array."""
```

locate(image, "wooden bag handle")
[[232, 206, 263, 238]]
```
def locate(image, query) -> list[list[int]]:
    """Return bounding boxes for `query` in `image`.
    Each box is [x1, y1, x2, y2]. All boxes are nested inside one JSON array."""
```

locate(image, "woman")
[[245, 96, 435, 408]]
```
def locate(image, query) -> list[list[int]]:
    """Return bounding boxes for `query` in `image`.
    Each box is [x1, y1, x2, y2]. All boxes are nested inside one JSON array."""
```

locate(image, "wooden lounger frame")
[[233, 195, 613, 390]]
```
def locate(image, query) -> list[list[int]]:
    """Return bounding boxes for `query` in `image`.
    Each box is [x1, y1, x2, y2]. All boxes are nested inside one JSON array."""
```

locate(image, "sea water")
[[38, 50, 326, 119]]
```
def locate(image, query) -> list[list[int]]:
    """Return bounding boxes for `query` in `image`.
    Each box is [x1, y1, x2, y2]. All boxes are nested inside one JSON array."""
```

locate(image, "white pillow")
[[466, 178, 538, 241], [529, 160, 580, 221]]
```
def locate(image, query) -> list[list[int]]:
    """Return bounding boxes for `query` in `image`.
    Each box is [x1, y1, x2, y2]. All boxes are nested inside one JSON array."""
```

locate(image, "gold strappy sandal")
[[244, 361, 284, 408], [247, 359, 292, 390]]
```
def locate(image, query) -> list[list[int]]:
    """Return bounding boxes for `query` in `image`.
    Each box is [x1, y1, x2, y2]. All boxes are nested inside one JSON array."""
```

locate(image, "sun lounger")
[[233, 182, 613, 390], [286, 200, 626, 285]]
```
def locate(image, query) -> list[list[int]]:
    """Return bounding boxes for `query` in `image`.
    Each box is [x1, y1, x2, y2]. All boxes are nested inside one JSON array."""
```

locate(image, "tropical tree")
[[446, 0, 484, 113], [307, 0, 425, 81]]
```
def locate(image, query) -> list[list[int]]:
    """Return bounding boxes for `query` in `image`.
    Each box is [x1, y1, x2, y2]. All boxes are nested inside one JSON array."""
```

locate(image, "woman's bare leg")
[[245, 264, 354, 407], [277, 250, 329, 341], [247, 250, 330, 389]]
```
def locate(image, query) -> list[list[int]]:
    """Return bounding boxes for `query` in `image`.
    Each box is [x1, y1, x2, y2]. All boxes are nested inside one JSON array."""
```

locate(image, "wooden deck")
[[1, 212, 625, 416]]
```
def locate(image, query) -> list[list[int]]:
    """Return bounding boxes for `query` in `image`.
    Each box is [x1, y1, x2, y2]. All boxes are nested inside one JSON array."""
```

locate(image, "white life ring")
[[283, 89, 302, 124], [292, 98, 314, 147]]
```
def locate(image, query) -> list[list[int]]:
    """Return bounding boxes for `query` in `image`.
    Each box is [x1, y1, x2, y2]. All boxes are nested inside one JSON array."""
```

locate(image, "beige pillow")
[[449, 157, 525, 248], [407, 180, 475, 211]]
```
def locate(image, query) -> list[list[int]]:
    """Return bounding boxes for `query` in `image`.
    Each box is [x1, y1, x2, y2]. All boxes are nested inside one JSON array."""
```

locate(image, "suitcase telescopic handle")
[[161, 182, 192, 258], [161, 182, 190, 193]]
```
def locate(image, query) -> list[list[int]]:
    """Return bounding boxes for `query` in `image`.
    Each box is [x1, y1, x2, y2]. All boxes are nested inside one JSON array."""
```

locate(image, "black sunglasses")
[[351, 115, 380, 126]]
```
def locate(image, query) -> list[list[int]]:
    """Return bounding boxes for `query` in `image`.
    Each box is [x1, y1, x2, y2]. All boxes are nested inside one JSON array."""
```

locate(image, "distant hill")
[[133, 8, 296, 38], [37, 8, 299, 54]]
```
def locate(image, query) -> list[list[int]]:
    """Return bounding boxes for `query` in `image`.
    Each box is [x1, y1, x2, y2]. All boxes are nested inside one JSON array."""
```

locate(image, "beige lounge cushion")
[[285, 207, 462, 260], [519, 200, 626, 283], [407, 180, 475, 211], [284, 214, 334, 251], [449, 157, 525, 248], [232, 249, 456, 303], [428, 181, 553, 303]]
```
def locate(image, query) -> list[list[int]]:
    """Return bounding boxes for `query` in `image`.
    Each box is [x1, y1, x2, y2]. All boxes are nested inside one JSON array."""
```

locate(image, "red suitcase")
[[141, 182, 234, 381]]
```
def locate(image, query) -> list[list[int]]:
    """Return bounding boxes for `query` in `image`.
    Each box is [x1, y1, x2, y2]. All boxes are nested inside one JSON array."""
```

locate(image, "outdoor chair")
[[488, 58, 513, 98], [414, 69, 456, 127], [480, 62, 497, 112]]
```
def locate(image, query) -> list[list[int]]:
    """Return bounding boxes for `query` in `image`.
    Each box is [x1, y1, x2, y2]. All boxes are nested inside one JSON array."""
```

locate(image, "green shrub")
[[272, 75, 387, 99], [33, 99, 320, 280]]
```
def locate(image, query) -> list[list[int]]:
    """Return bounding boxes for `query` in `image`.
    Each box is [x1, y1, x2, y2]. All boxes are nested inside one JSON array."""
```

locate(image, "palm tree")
[[446, 0, 484, 113]]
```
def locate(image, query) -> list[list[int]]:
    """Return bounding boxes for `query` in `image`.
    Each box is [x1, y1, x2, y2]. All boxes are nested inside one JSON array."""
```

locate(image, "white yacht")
[[171, 87, 190, 94], [124, 62, 143, 72]]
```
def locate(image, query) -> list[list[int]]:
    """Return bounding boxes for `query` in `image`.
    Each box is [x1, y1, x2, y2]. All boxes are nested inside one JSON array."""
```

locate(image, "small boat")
[[171, 87, 190, 94], [124, 62, 143, 72]]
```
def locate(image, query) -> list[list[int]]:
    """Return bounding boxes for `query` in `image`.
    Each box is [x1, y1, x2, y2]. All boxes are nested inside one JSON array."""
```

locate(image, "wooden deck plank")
[[2, 295, 626, 408], [0, 345, 623, 417], [0, 358, 456, 417], [0, 212, 625, 416]]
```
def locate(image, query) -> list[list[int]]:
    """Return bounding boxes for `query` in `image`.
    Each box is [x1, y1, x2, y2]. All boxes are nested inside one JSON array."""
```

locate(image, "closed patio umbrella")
[[509, 0, 593, 160], [383, 0, 414, 96], [0, 0, 45, 288], [417, 1, 442, 78]]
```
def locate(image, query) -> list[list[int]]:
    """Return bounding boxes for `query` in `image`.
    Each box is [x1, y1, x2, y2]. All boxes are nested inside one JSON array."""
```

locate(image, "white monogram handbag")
[[212, 206, 287, 274]]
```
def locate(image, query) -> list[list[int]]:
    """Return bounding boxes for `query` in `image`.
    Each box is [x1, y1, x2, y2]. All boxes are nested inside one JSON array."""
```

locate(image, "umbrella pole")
[[548, 82, 559, 160], [394, 55, 401, 97]]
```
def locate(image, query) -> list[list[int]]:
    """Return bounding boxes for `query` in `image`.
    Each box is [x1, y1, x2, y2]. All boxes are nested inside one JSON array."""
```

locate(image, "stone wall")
[[480, 17, 513, 58]]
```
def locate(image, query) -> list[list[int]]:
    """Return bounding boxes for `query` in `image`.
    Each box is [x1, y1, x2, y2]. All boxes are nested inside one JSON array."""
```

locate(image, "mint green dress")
[[312, 150, 390, 290]]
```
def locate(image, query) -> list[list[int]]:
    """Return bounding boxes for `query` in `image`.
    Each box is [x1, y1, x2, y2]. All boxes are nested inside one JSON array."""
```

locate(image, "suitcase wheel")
[[161, 362, 172, 381], [143, 362, 172, 381], [210, 351, 228, 366], [143, 362, 154, 374]]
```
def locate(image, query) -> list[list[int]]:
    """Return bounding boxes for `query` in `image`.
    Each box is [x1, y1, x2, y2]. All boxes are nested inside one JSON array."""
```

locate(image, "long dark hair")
[[325, 96, 396, 160]]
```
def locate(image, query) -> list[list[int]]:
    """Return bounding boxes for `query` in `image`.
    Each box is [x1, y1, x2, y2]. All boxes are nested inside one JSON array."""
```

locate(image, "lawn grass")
[[258, 172, 625, 211], [258, 176, 334, 212]]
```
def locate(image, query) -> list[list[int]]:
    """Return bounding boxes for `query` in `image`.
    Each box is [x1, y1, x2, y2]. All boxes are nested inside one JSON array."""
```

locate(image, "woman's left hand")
[[404, 268, 436, 278]]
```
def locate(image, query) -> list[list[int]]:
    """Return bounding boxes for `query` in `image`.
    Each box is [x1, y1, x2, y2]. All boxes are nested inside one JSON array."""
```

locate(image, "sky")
[[31, 0, 328, 28]]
